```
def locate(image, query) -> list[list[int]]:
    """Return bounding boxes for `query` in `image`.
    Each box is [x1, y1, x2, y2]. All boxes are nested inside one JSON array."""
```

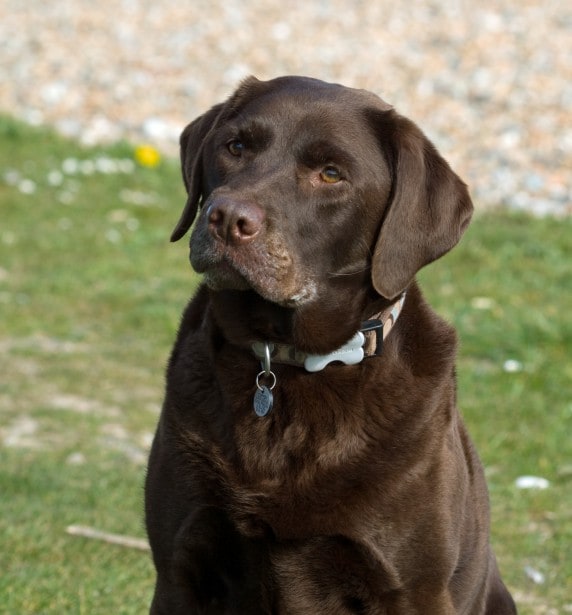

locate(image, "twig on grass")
[[66, 525, 150, 551]]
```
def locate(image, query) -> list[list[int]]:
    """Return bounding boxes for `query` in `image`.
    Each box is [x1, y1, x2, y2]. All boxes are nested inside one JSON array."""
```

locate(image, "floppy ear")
[[371, 111, 473, 299], [170, 103, 225, 242], [171, 76, 265, 242]]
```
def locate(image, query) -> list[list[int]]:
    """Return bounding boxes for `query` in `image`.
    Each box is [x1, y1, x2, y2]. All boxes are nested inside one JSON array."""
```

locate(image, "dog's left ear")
[[170, 103, 225, 242], [370, 110, 473, 299]]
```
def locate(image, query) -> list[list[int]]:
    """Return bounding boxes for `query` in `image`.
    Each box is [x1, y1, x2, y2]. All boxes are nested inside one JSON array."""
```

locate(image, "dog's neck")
[[252, 292, 406, 372]]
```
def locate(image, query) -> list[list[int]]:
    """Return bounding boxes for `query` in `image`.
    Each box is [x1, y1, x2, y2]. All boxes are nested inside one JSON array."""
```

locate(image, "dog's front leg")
[[150, 506, 272, 614]]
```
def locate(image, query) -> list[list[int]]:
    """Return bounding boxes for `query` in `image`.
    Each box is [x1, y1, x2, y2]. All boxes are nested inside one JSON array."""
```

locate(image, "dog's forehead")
[[233, 77, 391, 128]]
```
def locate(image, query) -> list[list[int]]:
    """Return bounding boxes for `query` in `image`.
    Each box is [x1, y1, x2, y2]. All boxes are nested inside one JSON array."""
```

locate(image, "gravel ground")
[[1, 0, 570, 216]]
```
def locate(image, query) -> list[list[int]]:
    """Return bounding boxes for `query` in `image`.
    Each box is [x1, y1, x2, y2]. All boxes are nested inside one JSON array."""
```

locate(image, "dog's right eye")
[[227, 139, 244, 157], [320, 166, 342, 184]]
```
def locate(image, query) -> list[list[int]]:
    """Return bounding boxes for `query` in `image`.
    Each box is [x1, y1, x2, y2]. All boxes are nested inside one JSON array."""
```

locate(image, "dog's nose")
[[207, 198, 265, 245]]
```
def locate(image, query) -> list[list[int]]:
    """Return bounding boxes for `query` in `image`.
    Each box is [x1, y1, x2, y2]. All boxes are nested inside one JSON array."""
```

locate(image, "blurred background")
[[0, 1, 570, 613], [1, 0, 570, 216]]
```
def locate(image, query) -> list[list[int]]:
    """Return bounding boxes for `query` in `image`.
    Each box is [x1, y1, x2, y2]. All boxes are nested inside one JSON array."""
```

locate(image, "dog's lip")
[[198, 253, 317, 307], [201, 256, 251, 291], [198, 250, 267, 294], [190, 231, 317, 307]]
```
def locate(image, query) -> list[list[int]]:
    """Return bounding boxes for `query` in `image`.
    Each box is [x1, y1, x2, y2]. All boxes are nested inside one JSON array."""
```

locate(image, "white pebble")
[[3, 169, 20, 185], [503, 359, 523, 373], [471, 297, 495, 310], [18, 179, 36, 194], [62, 158, 80, 174], [47, 170, 64, 186], [117, 159, 135, 174], [95, 156, 119, 174], [105, 229, 122, 243], [79, 159, 96, 175], [523, 565, 546, 585], [515, 476, 550, 490], [66, 452, 86, 465]]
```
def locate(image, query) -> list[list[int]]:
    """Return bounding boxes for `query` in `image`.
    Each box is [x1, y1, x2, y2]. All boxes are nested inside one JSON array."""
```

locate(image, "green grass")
[[1, 116, 570, 613]]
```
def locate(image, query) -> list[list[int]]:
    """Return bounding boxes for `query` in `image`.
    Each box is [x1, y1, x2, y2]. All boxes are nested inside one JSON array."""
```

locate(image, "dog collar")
[[250, 293, 406, 416], [252, 292, 406, 373]]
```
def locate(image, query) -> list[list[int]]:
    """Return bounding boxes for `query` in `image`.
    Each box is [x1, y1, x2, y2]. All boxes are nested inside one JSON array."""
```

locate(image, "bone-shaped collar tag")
[[303, 331, 365, 372]]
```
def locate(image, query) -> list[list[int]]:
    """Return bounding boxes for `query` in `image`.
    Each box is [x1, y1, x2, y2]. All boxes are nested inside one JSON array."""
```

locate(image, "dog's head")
[[173, 76, 472, 340]]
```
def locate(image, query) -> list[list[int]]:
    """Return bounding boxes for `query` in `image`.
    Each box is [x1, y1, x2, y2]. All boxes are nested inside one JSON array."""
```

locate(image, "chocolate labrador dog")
[[145, 76, 516, 614]]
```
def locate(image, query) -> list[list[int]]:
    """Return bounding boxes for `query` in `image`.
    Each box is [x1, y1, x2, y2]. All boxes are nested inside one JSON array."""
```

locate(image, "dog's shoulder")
[[167, 284, 210, 361], [179, 283, 211, 337]]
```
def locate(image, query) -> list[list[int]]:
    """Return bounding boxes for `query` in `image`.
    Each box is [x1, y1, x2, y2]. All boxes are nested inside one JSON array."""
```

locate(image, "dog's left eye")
[[320, 166, 342, 183], [227, 139, 244, 156]]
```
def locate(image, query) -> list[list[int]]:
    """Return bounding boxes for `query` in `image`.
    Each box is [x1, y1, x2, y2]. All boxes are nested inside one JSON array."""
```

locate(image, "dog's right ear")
[[170, 103, 224, 242]]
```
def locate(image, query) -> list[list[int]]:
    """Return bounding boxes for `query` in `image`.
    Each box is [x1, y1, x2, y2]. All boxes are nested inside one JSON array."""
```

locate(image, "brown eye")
[[320, 166, 342, 183], [227, 139, 244, 156]]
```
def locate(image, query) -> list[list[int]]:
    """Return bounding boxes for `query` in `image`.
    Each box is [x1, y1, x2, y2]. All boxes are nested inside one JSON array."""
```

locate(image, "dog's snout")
[[207, 198, 265, 245]]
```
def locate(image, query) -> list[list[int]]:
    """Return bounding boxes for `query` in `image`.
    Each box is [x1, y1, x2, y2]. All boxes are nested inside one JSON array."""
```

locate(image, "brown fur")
[[145, 76, 516, 614]]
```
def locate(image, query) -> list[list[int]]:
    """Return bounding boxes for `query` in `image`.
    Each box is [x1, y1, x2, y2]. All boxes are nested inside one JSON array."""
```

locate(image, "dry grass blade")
[[66, 525, 150, 552]]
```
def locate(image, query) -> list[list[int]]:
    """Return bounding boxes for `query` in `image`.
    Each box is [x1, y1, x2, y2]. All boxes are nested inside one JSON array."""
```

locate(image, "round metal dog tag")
[[253, 386, 273, 417]]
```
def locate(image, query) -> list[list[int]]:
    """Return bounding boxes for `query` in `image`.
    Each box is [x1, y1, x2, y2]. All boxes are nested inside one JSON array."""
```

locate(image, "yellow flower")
[[134, 144, 161, 168]]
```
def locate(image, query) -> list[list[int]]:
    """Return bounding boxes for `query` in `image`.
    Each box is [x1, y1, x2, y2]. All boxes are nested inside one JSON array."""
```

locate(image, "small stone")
[[515, 476, 550, 490], [523, 565, 546, 585], [503, 359, 523, 373], [66, 452, 86, 465], [18, 179, 36, 194]]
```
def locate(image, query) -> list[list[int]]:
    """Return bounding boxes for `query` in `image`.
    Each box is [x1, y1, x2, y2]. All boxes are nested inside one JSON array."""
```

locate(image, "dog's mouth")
[[191, 241, 317, 308], [202, 259, 317, 308], [201, 256, 250, 291]]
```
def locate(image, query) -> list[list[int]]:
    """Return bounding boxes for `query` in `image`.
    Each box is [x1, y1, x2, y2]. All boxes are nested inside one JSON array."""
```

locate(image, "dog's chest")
[[205, 372, 385, 538]]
